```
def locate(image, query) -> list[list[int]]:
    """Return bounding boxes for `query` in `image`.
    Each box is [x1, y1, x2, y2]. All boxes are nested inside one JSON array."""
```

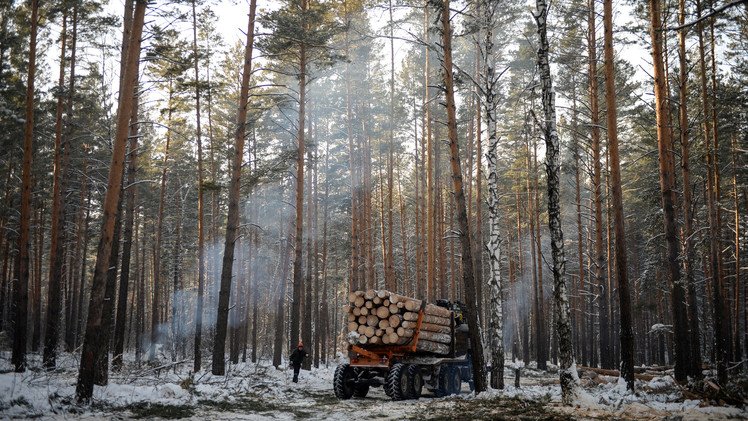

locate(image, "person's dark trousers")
[[293, 364, 301, 382]]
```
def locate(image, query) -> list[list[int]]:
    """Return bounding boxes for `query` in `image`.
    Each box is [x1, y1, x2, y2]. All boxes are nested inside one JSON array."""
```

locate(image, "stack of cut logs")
[[345, 289, 453, 355]]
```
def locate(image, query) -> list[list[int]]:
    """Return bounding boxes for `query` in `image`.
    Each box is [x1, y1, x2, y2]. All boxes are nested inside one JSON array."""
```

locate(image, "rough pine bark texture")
[[602, 0, 635, 390], [648, 0, 691, 383], [76, 0, 146, 401], [212, 0, 256, 376], [438, 0, 487, 393]]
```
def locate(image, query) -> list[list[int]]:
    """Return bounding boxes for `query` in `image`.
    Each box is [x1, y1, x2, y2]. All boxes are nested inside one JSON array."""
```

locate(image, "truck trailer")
[[334, 290, 473, 400]]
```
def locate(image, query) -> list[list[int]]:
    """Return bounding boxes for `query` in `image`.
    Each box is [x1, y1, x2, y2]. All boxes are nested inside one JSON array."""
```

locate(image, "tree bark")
[[76, 0, 146, 401], [43, 7, 68, 370], [602, 0, 635, 390], [290, 0, 309, 353], [112, 63, 140, 372], [587, 0, 611, 370], [95, 170, 126, 385], [439, 0, 487, 393], [677, 0, 703, 379], [533, 0, 580, 405], [385, 0, 395, 292], [273, 216, 294, 368], [648, 0, 690, 384], [193, 0, 207, 373], [212, 0, 256, 375], [481, 0, 504, 390], [708, 10, 729, 383], [12, 0, 39, 373]]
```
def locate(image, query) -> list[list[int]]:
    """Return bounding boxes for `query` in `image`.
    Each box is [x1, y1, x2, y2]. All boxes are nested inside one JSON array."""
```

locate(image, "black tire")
[[353, 383, 369, 398], [449, 366, 462, 395], [334, 364, 355, 399], [434, 365, 450, 397], [406, 364, 422, 399], [384, 363, 408, 401]]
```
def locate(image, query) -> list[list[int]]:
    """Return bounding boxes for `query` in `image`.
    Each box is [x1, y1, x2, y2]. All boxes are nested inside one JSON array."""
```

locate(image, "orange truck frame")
[[333, 301, 473, 401]]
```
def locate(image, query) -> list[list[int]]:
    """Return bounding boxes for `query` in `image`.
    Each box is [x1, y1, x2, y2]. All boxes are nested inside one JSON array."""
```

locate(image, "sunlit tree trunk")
[[212, 0, 257, 375], [439, 0, 487, 393], [76, 0, 146, 401], [602, 0, 635, 390], [648, 0, 690, 383]]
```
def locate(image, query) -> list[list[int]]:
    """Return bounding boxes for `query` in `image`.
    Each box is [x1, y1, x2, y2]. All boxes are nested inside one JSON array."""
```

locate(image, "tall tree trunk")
[[273, 215, 293, 368], [95, 172, 126, 385], [345, 9, 361, 293], [74, 179, 92, 350], [587, 0, 611, 370], [708, 11, 730, 381], [533, 0, 579, 404], [648, 0, 690, 384], [731, 134, 741, 364], [480, 0, 503, 389], [172, 191, 184, 361], [312, 141, 320, 368], [0, 163, 14, 333], [112, 66, 140, 372], [439, 0, 487, 393], [425, 4, 435, 303], [43, 7, 68, 369], [12, 0, 39, 373], [677, 0, 703, 379], [572, 80, 587, 367], [76, 0, 146, 401], [150, 82, 174, 362], [32, 205, 43, 353], [212, 0, 256, 376], [193, 0, 207, 373], [319, 141, 330, 365], [302, 114, 313, 370], [385, 0, 395, 292], [133, 211, 142, 363], [532, 138, 547, 370], [62, 1, 79, 354], [602, 0, 635, 390], [290, 0, 308, 355], [524, 128, 540, 364]]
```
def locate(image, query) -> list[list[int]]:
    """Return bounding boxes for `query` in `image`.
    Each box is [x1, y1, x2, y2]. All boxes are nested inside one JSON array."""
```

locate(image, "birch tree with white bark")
[[532, 0, 580, 405]]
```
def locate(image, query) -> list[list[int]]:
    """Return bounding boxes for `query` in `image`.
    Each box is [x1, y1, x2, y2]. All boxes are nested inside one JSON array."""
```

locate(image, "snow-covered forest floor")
[[1, 352, 746, 420]]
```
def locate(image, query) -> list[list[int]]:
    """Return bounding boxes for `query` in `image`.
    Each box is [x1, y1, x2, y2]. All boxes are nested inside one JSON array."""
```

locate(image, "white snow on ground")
[[1, 352, 746, 420]]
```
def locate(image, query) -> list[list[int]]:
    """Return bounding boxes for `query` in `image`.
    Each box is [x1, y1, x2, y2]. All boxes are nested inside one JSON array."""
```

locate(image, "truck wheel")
[[334, 364, 355, 399], [353, 383, 370, 398], [434, 366, 450, 397], [449, 366, 462, 395], [406, 364, 422, 399], [385, 363, 408, 401]]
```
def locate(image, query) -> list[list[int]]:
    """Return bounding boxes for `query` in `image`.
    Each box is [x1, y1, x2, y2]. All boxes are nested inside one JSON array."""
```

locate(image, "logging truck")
[[334, 290, 473, 401]]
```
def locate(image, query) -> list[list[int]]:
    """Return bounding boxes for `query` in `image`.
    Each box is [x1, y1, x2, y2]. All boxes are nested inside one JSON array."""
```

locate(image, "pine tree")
[[76, 0, 146, 402], [212, 0, 257, 376]]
